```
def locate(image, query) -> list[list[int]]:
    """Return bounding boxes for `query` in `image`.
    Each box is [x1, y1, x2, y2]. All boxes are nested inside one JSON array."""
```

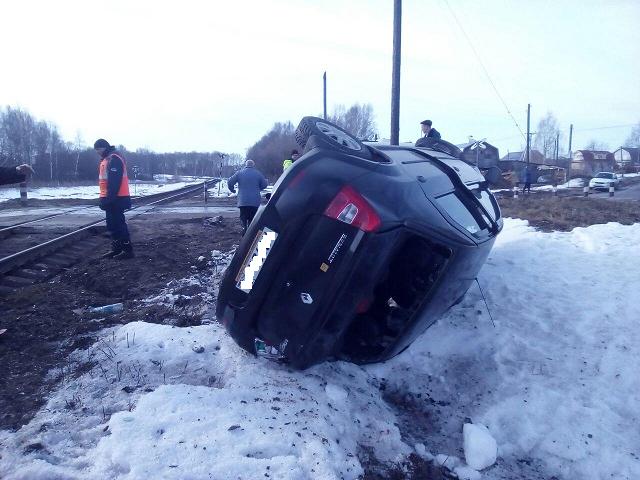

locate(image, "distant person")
[[419, 119, 441, 140], [0, 164, 34, 186], [228, 160, 268, 234], [282, 149, 301, 171], [94, 138, 134, 259], [522, 167, 533, 194]]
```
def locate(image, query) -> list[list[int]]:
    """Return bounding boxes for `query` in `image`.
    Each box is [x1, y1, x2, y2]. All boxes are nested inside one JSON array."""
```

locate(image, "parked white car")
[[589, 172, 620, 190]]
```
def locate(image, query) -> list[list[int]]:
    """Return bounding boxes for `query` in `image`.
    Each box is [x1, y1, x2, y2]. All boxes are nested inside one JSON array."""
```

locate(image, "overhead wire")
[[441, 0, 527, 142]]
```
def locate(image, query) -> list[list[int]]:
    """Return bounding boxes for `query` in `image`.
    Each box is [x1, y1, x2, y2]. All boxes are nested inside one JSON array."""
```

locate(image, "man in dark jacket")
[[0, 164, 34, 186], [227, 160, 268, 234], [419, 119, 441, 140], [522, 167, 533, 194], [94, 138, 134, 259]]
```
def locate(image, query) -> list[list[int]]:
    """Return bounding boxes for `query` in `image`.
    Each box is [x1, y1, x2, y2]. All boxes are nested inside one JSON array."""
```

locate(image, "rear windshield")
[[475, 188, 499, 221], [436, 186, 500, 238], [436, 193, 482, 235]]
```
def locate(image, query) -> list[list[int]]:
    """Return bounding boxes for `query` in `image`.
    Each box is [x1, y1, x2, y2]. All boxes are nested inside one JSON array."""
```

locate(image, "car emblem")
[[300, 293, 313, 304]]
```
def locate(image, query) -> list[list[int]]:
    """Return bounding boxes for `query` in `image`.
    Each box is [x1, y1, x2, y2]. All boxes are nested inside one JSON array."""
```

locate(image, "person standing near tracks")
[[522, 166, 533, 194], [0, 164, 34, 186], [94, 139, 134, 259], [227, 159, 268, 235], [282, 149, 301, 172]]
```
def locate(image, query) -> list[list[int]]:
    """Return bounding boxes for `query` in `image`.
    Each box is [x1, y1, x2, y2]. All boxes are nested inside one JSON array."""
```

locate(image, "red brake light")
[[324, 185, 381, 232]]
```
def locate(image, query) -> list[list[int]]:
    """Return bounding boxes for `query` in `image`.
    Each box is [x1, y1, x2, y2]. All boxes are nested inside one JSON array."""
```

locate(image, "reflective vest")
[[99, 153, 130, 197], [283, 158, 293, 171]]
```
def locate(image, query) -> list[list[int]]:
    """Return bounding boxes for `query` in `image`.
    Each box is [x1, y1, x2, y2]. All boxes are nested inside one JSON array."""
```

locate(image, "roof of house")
[[500, 149, 545, 163]]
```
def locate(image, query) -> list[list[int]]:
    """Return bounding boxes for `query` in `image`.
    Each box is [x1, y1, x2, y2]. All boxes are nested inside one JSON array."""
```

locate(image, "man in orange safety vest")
[[95, 138, 134, 259]]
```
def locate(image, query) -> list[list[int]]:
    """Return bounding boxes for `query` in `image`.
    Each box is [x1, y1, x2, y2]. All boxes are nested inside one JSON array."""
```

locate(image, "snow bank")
[[208, 179, 236, 198], [2, 219, 640, 480]]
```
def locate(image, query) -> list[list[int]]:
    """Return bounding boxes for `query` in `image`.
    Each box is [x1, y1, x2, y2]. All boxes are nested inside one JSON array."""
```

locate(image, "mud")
[[0, 214, 242, 431]]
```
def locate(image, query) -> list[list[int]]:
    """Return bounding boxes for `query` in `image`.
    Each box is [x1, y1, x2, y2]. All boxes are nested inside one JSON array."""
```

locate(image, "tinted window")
[[476, 190, 498, 220], [436, 193, 482, 235]]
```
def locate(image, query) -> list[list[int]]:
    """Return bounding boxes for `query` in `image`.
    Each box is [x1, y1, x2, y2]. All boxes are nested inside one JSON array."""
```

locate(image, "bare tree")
[[73, 131, 84, 179], [584, 140, 609, 151], [625, 122, 640, 147], [246, 122, 298, 180], [328, 103, 377, 140], [533, 111, 561, 160]]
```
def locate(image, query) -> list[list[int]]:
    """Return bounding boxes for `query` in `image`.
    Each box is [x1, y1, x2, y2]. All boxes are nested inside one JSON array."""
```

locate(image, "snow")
[[207, 179, 273, 198], [0, 180, 203, 203], [534, 178, 584, 191], [208, 179, 236, 198], [463, 423, 497, 470], [2, 219, 640, 479]]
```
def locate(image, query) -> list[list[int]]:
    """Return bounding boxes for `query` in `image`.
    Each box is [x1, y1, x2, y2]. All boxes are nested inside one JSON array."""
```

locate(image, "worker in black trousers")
[[94, 139, 134, 259]]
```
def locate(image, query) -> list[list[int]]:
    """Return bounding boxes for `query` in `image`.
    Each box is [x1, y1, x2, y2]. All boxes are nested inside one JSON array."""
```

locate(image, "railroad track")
[[0, 181, 217, 295]]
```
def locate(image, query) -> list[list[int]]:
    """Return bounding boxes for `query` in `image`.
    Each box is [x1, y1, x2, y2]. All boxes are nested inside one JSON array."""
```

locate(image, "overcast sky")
[[1, 0, 638, 157]]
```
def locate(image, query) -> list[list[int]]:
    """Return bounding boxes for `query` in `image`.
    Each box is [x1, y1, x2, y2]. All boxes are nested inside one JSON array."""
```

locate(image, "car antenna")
[[475, 278, 495, 328]]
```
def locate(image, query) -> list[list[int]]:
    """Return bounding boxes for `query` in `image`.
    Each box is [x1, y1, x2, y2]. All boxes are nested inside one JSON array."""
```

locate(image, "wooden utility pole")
[[323, 72, 327, 120], [390, 0, 402, 145]]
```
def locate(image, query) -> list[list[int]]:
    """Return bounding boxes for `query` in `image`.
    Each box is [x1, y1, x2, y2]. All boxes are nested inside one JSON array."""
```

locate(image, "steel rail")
[[0, 180, 216, 234], [0, 181, 214, 275]]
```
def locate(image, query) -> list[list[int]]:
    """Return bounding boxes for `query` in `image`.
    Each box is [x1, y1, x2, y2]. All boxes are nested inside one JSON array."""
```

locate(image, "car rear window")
[[475, 189, 499, 221], [436, 193, 482, 235]]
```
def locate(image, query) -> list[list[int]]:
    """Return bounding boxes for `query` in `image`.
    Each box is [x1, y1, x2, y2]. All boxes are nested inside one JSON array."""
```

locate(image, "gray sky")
[[1, 0, 638, 156]]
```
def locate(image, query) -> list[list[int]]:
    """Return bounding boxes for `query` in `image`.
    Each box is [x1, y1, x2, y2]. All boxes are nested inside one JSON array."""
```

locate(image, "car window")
[[475, 189, 498, 220], [436, 193, 482, 235]]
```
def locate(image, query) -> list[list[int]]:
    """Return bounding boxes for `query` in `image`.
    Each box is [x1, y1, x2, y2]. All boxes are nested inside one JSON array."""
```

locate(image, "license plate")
[[235, 228, 278, 292]]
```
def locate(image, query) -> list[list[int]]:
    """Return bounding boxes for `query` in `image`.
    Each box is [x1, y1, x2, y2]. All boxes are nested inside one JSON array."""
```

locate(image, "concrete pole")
[[323, 72, 327, 120], [390, 0, 402, 145], [526, 104, 531, 166]]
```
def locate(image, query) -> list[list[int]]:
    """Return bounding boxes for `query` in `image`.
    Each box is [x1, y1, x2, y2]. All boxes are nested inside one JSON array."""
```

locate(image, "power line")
[[573, 124, 635, 133], [442, 0, 527, 142]]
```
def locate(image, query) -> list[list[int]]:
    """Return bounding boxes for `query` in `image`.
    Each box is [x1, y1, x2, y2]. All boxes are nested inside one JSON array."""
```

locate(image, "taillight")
[[324, 185, 381, 232]]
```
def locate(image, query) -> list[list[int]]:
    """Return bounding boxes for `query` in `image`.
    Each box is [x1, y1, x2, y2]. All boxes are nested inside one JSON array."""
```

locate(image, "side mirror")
[[483, 166, 502, 185]]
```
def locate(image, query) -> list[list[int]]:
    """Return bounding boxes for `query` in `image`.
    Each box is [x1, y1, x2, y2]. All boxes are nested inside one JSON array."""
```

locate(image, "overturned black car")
[[216, 117, 502, 369]]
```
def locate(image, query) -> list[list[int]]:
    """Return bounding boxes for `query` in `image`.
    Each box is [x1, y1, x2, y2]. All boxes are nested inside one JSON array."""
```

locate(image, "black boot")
[[113, 240, 134, 260], [101, 240, 122, 259]]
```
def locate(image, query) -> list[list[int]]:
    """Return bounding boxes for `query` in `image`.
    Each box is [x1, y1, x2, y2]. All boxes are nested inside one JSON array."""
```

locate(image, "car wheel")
[[295, 116, 373, 160]]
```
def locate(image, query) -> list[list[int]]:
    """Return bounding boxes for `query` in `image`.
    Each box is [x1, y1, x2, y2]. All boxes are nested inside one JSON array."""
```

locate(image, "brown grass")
[[498, 194, 640, 232]]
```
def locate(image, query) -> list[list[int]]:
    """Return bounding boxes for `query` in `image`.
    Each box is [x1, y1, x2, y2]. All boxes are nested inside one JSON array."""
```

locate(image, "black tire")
[[295, 116, 373, 160]]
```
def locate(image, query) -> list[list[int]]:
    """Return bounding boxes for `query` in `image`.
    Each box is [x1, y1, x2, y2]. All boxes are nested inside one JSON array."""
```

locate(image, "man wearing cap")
[[282, 149, 301, 171], [94, 139, 134, 259], [227, 160, 268, 235], [419, 120, 441, 140]]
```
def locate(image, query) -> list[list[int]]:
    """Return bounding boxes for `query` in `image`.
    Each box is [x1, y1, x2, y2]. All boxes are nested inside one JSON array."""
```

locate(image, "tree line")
[[247, 103, 377, 180], [0, 106, 243, 183], [533, 112, 640, 158]]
